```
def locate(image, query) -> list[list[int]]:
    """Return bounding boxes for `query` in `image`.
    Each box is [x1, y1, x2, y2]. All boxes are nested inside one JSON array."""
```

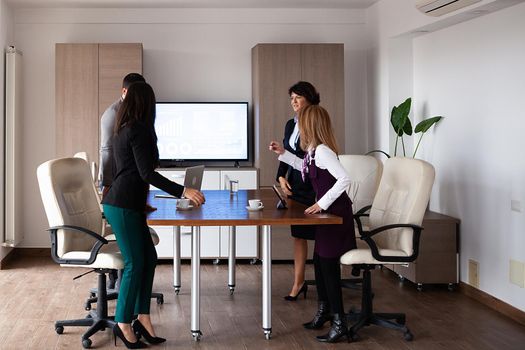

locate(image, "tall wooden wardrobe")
[[55, 43, 143, 164], [252, 43, 344, 188]]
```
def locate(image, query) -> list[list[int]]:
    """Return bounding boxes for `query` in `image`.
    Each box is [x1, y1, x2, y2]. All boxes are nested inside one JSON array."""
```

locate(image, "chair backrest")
[[339, 155, 383, 212], [369, 157, 435, 255], [37, 157, 104, 257], [74, 151, 98, 183]]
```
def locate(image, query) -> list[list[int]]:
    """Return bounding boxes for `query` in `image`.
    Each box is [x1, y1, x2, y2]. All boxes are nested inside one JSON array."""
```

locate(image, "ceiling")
[[6, 0, 379, 9]]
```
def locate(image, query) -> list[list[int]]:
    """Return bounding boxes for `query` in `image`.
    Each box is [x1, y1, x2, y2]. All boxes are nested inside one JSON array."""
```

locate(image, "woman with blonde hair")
[[269, 105, 356, 343]]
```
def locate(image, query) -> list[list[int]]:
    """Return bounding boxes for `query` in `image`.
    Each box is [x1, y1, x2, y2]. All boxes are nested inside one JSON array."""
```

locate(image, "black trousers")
[[314, 253, 344, 315]]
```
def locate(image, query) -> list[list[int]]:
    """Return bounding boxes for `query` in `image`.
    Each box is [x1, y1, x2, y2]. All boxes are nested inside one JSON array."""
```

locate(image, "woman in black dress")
[[276, 81, 319, 301]]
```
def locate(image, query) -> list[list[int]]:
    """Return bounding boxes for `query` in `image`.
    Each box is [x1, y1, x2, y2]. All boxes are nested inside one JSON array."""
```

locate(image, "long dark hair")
[[114, 82, 156, 134], [288, 81, 320, 105]]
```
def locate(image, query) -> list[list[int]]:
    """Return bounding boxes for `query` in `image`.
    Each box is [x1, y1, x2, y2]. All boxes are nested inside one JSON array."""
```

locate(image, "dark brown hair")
[[122, 73, 145, 89], [114, 82, 156, 134], [288, 81, 320, 105], [299, 105, 339, 154]]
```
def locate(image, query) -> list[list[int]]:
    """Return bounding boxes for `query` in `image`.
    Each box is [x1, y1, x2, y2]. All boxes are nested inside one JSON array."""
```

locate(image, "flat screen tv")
[[155, 102, 249, 167]]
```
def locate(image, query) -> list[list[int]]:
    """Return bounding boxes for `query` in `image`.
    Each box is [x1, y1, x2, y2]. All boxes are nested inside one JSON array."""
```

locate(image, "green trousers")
[[103, 204, 157, 323]]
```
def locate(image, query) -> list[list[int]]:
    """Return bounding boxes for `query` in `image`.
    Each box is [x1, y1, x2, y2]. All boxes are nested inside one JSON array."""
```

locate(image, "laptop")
[[154, 165, 205, 199], [183, 165, 205, 190]]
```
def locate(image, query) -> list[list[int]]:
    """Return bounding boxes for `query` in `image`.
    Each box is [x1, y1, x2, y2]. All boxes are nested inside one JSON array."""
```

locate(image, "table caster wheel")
[[448, 283, 455, 291], [191, 330, 202, 341], [264, 332, 271, 340], [398, 274, 405, 282], [229, 287, 235, 295], [55, 326, 64, 334], [84, 302, 91, 311], [213, 258, 220, 265], [250, 258, 258, 265], [82, 338, 92, 348], [156, 295, 164, 304], [417, 283, 423, 291]]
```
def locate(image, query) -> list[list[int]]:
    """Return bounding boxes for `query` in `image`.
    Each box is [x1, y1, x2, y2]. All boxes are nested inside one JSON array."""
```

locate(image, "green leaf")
[[390, 98, 412, 136], [415, 116, 443, 133]]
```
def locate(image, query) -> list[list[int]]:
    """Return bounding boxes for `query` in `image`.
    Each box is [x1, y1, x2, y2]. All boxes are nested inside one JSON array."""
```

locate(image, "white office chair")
[[340, 157, 435, 342], [37, 157, 123, 349]]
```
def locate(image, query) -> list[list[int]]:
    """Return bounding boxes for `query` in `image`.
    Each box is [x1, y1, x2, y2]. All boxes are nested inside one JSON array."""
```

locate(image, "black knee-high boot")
[[303, 301, 332, 329], [316, 313, 349, 343]]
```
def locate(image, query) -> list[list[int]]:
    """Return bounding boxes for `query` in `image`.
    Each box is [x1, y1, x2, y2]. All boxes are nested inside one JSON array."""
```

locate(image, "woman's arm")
[[314, 145, 351, 210], [130, 125, 204, 205]]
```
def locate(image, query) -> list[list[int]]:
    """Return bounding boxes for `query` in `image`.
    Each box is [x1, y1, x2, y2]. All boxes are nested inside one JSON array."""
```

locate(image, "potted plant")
[[369, 97, 443, 158]]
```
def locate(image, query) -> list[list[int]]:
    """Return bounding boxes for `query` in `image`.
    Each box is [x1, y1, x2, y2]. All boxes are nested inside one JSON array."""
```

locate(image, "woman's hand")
[[278, 176, 293, 196], [304, 203, 322, 214], [268, 141, 285, 155], [183, 188, 205, 207]]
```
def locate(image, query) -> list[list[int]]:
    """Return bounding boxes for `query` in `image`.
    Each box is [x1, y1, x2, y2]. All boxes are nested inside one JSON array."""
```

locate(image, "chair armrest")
[[47, 225, 108, 265], [359, 223, 423, 263], [353, 205, 371, 234]]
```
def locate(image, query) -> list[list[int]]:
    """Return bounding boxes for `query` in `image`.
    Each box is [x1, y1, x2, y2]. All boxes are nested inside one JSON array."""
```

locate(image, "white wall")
[[0, 0, 14, 262], [368, 0, 525, 311], [13, 7, 369, 248], [414, 3, 525, 311]]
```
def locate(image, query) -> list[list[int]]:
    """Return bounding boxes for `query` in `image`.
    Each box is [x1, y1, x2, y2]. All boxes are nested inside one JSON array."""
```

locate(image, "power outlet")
[[509, 259, 525, 288], [468, 259, 480, 288]]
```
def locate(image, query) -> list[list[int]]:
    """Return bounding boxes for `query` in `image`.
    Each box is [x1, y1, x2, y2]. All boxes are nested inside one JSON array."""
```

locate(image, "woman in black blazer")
[[102, 82, 205, 348], [276, 81, 320, 301]]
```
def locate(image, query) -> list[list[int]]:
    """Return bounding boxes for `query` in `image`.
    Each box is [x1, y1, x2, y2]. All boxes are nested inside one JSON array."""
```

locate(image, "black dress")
[[276, 118, 316, 240]]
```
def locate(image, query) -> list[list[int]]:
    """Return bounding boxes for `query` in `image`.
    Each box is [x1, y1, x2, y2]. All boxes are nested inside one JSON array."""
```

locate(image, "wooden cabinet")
[[55, 43, 142, 161], [151, 168, 259, 260], [252, 43, 344, 187], [387, 211, 460, 290]]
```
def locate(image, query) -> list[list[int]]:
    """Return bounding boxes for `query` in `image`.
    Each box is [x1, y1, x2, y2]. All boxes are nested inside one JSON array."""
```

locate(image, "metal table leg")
[[262, 225, 272, 339], [173, 226, 181, 294], [228, 226, 236, 294], [191, 226, 202, 341]]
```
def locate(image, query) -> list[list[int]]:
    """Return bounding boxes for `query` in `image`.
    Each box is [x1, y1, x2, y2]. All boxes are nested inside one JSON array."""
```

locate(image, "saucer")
[[176, 205, 194, 211], [246, 205, 264, 212]]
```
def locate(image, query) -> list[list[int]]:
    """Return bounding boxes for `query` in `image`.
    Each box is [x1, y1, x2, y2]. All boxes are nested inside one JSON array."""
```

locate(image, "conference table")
[[147, 188, 342, 341]]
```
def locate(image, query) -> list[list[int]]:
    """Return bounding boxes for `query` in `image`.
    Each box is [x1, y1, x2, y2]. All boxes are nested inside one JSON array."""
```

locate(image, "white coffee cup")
[[248, 199, 263, 209], [177, 198, 191, 209]]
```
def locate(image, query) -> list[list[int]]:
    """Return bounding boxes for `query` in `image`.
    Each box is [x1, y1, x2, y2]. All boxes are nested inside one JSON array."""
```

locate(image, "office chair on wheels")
[[37, 157, 123, 349], [340, 157, 435, 341]]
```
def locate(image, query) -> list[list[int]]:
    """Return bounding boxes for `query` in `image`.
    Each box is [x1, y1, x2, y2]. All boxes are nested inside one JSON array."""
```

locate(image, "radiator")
[[3, 46, 23, 247]]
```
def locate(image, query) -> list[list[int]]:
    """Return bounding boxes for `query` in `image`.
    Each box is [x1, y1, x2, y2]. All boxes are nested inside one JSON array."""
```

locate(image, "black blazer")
[[275, 118, 315, 206], [102, 121, 184, 212]]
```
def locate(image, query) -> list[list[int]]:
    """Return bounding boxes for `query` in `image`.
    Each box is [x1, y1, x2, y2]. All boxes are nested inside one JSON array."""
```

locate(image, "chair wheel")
[[89, 292, 96, 298], [82, 338, 92, 348], [55, 326, 64, 334], [404, 330, 413, 341], [156, 296, 164, 305], [84, 303, 91, 311]]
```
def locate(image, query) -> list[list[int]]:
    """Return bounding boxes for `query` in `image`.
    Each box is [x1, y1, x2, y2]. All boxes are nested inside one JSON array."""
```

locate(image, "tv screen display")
[[155, 102, 249, 163]]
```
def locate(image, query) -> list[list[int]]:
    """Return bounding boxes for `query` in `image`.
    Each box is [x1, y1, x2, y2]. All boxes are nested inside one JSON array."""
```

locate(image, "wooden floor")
[[0, 256, 524, 350]]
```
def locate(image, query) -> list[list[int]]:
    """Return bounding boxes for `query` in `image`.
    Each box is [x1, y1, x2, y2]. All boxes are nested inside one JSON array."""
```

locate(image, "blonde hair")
[[299, 105, 339, 154]]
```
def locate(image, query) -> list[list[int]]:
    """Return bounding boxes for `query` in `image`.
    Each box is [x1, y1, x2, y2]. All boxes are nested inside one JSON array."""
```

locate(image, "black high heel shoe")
[[284, 283, 308, 301], [113, 324, 147, 349], [133, 319, 166, 344]]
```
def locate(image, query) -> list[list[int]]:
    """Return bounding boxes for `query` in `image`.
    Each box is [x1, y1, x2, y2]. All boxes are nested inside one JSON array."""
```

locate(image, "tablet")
[[272, 185, 287, 209]]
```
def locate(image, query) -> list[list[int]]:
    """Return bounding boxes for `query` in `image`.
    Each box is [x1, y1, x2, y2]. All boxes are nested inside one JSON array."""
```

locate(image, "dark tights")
[[313, 253, 344, 315]]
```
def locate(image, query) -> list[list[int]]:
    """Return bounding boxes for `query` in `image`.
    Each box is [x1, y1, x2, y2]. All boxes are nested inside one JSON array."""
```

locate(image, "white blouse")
[[278, 144, 350, 210]]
